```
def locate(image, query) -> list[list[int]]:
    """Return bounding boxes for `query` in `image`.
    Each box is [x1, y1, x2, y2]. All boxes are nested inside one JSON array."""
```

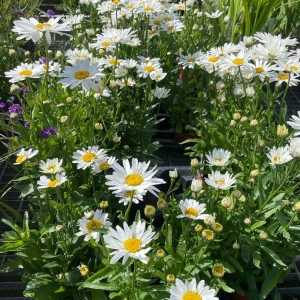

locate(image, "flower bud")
[[191, 178, 203, 192], [244, 218, 251, 225], [212, 222, 223, 232], [194, 224, 203, 233], [99, 200, 109, 209], [250, 169, 259, 177], [144, 205, 156, 218], [169, 169, 178, 179], [95, 122, 103, 130], [229, 120, 236, 127], [78, 264, 89, 276], [190, 158, 199, 168], [240, 116, 248, 122], [156, 249, 165, 257], [202, 229, 215, 241], [212, 263, 225, 278], [277, 124, 288, 137], [233, 112, 241, 120], [259, 231, 268, 240], [221, 196, 234, 210], [233, 241, 240, 249], [250, 119, 258, 127], [293, 201, 300, 212], [60, 115, 68, 123], [166, 274, 176, 283]]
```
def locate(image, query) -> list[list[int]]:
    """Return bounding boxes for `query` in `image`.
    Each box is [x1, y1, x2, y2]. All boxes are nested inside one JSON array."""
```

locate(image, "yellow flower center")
[[208, 55, 220, 63], [79, 264, 89, 276], [82, 151, 96, 163], [99, 161, 110, 171], [47, 165, 58, 173], [101, 40, 112, 49], [144, 5, 154, 13], [182, 291, 203, 300], [215, 178, 225, 186], [112, 0, 120, 4], [272, 155, 282, 164], [109, 57, 119, 66], [232, 58, 244, 66], [125, 174, 144, 186], [74, 70, 90, 80], [48, 179, 59, 188], [123, 238, 142, 253], [86, 218, 103, 232], [185, 207, 199, 218], [16, 154, 27, 164], [255, 66, 265, 73], [144, 65, 155, 73], [277, 72, 289, 81], [35, 22, 50, 31], [18, 69, 33, 77]]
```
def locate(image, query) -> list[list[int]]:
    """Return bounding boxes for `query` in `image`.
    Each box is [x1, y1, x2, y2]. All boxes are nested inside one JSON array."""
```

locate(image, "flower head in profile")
[[12, 17, 71, 44], [105, 158, 165, 203], [72, 146, 106, 170], [39, 158, 64, 174], [59, 60, 104, 91], [169, 278, 218, 300], [205, 171, 236, 190], [104, 220, 156, 264], [267, 146, 293, 166], [14, 148, 38, 165], [5, 63, 44, 83], [77, 209, 111, 242], [92, 156, 116, 174], [206, 148, 231, 167], [37, 172, 67, 189], [287, 111, 300, 135], [178, 199, 208, 220]]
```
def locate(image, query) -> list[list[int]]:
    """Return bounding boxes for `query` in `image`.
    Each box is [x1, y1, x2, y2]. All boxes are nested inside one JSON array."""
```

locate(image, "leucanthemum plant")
[[1, 1, 300, 300]]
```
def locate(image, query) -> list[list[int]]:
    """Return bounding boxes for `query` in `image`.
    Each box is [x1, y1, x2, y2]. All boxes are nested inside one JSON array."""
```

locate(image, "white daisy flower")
[[221, 50, 251, 73], [90, 27, 140, 51], [77, 209, 111, 242], [105, 158, 165, 201], [92, 156, 116, 174], [270, 71, 300, 87], [137, 57, 162, 78], [63, 14, 85, 27], [115, 190, 146, 206], [72, 146, 106, 170], [14, 148, 39, 165], [178, 199, 208, 220], [289, 137, 300, 158], [169, 278, 218, 300], [198, 49, 222, 73], [205, 171, 236, 190], [150, 68, 167, 82], [153, 86, 171, 99], [249, 59, 274, 80], [39, 158, 64, 174], [287, 111, 300, 135], [5, 63, 44, 83], [179, 52, 201, 70], [59, 60, 104, 90], [206, 148, 231, 167], [37, 172, 67, 189], [104, 220, 156, 264], [65, 48, 93, 65], [267, 146, 293, 166], [12, 17, 71, 44], [205, 10, 223, 18]]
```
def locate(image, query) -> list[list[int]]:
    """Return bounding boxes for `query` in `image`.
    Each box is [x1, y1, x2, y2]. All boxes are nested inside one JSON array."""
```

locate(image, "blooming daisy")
[[287, 111, 300, 135], [105, 158, 165, 201], [37, 172, 67, 189], [14, 148, 39, 165], [270, 72, 300, 87], [39, 158, 64, 174], [205, 171, 236, 190], [59, 60, 104, 90], [76, 209, 111, 242], [267, 146, 293, 166], [65, 48, 93, 65], [178, 199, 208, 220], [72, 146, 106, 170], [103, 220, 156, 264], [221, 50, 251, 74], [198, 49, 222, 73], [5, 63, 44, 83], [12, 17, 71, 44], [206, 148, 231, 167], [179, 52, 201, 70], [153, 86, 171, 99], [169, 278, 218, 300], [249, 59, 274, 80], [137, 57, 162, 78], [92, 156, 116, 174], [289, 137, 300, 158]]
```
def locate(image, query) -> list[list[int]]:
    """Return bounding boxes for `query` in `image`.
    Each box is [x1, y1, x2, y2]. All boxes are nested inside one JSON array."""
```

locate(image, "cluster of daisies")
[[180, 32, 300, 87]]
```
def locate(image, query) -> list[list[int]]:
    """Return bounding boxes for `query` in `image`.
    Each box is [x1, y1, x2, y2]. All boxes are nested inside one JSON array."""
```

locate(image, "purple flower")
[[39, 57, 47, 64], [0, 101, 7, 110], [8, 103, 23, 114], [40, 127, 57, 138], [46, 9, 56, 17]]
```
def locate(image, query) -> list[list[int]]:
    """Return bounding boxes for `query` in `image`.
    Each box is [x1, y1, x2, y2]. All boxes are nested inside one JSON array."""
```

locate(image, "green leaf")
[[261, 245, 286, 267], [260, 268, 286, 299], [80, 282, 118, 291], [250, 220, 266, 230]]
